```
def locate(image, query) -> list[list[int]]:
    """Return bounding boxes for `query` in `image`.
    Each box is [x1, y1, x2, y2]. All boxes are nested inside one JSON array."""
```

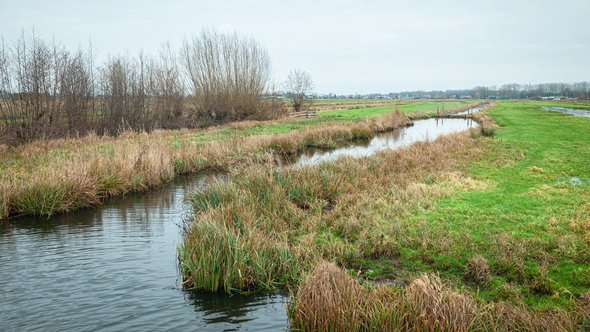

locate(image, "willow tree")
[[181, 29, 272, 123]]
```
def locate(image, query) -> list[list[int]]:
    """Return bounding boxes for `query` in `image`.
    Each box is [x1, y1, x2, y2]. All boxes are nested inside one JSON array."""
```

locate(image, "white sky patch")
[[1, 0, 589, 94]]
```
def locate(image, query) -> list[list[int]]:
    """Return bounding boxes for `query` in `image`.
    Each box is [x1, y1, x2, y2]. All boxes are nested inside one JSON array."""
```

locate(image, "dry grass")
[[288, 262, 373, 331], [179, 104, 590, 329], [180, 127, 489, 292], [464, 255, 491, 286], [177, 102, 590, 329], [472, 104, 499, 137], [289, 262, 588, 331], [0, 111, 410, 219]]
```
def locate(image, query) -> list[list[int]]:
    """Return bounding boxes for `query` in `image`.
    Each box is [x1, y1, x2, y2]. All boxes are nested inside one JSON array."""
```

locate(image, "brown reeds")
[[180, 126, 488, 292], [0, 110, 410, 219], [289, 262, 587, 331]]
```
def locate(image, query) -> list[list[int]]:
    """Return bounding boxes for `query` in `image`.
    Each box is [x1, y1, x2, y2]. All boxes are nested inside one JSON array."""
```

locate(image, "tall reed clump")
[[179, 157, 356, 292], [289, 262, 588, 331], [10, 169, 100, 218], [0, 178, 12, 219], [178, 216, 296, 292], [0, 110, 411, 220], [288, 262, 374, 331], [179, 168, 304, 292]]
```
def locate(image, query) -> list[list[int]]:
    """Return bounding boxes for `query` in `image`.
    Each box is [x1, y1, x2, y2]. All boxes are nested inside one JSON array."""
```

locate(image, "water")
[[0, 174, 288, 332], [540, 106, 590, 118], [295, 118, 477, 167], [456, 102, 490, 115], [0, 117, 478, 331]]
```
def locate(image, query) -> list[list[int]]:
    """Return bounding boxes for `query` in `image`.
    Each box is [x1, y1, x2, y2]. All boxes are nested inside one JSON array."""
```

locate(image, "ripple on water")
[[0, 174, 288, 332]]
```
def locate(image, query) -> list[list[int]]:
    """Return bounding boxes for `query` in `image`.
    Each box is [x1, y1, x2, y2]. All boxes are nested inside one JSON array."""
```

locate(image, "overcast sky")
[[1, 0, 589, 94]]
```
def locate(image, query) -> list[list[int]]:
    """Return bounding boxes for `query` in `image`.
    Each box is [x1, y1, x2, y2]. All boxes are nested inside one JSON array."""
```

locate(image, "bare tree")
[[180, 29, 272, 124], [148, 44, 185, 128], [0, 31, 68, 142], [60, 49, 92, 132], [284, 69, 314, 112]]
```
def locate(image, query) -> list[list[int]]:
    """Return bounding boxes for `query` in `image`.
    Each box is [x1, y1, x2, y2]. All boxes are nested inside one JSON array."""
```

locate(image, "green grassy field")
[[317, 100, 476, 120], [404, 101, 590, 309], [183, 100, 477, 143], [180, 100, 590, 329]]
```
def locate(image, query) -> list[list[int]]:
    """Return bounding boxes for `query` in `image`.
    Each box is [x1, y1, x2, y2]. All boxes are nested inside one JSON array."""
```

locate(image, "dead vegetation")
[[180, 127, 490, 293], [0, 110, 409, 219], [289, 262, 589, 331]]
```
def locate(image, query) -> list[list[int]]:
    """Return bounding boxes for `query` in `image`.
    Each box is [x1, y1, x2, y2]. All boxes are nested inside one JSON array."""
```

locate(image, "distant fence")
[[288, 110, 317, 119]]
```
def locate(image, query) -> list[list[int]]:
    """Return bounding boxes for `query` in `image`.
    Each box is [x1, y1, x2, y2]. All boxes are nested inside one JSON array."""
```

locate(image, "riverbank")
[[0, 110, 409, 220], [180, 100, 590, 330], [0, 100, 484, 220]]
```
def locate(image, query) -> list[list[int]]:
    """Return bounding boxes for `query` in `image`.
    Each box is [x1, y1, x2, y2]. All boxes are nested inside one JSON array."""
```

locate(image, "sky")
[[1, 0, 589, 94]]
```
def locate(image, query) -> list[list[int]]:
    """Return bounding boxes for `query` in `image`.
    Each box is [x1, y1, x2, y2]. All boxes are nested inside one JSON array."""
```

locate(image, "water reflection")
[[540, 106, 590, 118], [456, 102, 490, 115], [0, 173, 286, 332], [187, 292, 288, 331], [1, 116, 482, 331], [295, 118, 478, 167]]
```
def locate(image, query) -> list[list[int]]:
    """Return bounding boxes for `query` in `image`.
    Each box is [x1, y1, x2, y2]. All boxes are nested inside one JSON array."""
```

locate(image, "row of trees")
[[394, 82, 590, 100], [0, 30, 300, 145], [471, 83, 590, 99]]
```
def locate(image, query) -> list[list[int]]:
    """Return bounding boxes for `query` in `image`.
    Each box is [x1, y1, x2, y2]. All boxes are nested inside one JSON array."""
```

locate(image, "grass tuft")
[[464, 255, 491, 286]]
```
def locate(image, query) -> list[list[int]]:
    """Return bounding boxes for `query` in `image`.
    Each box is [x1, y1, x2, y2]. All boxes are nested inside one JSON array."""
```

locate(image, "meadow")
[[179, 100, 590, 330]]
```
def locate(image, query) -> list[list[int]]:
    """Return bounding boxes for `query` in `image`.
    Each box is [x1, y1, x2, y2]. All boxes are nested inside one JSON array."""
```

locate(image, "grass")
[[4, 97, 588, 328], [180, 123, 489, 292], [318, 100, 479, 121], [0, 109, 410, 219], [289, 262, 588, 331], [179, 100, 590, 330], [404, 101, 590, 310]]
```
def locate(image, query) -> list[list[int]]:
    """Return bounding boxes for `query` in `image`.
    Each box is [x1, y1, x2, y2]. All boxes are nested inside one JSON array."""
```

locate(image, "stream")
[[456, 102, 490, 115], [0, 116, 479, 331], [540, 106, 590, 118]]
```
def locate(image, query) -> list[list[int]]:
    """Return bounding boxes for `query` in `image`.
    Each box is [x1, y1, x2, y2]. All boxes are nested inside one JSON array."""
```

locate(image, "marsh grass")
[[289, 262, 588, 331], [0, 110, 409, 219], [178, 217, 296, 293], [180, 101, 590, 329], [180, 129, 489, 292]]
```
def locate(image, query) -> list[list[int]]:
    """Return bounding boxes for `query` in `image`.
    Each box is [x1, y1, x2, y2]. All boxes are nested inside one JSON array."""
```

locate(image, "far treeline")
[[389, 82, 590, 100], [0, 30, 290, 145]]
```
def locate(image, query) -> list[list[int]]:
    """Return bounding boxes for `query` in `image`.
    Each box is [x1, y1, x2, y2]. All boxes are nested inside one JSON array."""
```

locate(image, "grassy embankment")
[[317, 99, 477, 120], [4, 99, 471, 220], [309, 98, 474, 112], [180, 101, 590, 330]]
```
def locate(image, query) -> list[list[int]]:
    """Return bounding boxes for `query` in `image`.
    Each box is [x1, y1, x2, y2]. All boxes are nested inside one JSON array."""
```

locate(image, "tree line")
[[393, 82, 590, 100], [0, 30, 285, 145]]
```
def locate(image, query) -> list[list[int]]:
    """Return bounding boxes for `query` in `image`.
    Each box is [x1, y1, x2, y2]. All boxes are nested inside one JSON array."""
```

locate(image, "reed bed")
[[0, 110, 410, 219], [289, 262, 589, 331], [180, 129, 489, 293]]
